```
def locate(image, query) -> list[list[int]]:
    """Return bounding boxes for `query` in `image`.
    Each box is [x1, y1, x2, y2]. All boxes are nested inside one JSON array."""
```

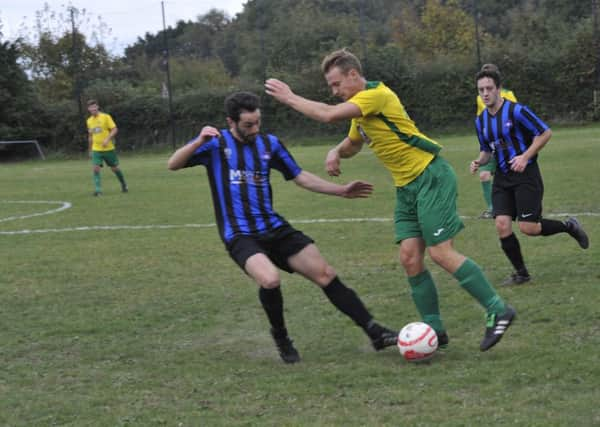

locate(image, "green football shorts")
[[92, 150, 119, 167], [479, 156, 496, 173], [394, 156, 464, 247]]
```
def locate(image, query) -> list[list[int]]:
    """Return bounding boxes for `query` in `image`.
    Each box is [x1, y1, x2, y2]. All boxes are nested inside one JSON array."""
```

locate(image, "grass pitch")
[[1, 126, 599, 426]]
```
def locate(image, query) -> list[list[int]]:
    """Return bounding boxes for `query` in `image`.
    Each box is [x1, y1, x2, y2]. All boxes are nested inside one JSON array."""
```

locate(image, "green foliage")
[[484, 11, 596, 121], [82, 78, 140, 107], [4, 0, 600, 153], [170, 58, 235, 92], [408, 0, 477, 60], [108, 96, 170, 150], [38, 100, 84, 153], [0, 41, 39, 140]]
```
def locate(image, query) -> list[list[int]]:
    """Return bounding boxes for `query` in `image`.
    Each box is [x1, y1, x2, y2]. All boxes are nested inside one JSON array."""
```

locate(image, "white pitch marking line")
[[0, 201, 72, 223], [0, 212, 598, 236]]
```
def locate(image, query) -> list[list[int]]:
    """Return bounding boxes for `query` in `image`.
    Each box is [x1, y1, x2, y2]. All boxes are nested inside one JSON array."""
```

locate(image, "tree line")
[[1, 0, 598, 154]]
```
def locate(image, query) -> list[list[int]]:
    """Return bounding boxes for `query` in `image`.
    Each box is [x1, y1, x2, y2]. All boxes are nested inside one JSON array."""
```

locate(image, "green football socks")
[[481, 180, 493, 210], [93, 171, 101, 192], [408, 270, 445, 334], [454, 258, 506, 315], [114, 169, 126, 186]]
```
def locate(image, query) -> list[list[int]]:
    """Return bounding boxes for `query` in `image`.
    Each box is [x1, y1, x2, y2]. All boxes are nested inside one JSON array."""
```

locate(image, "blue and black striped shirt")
[[184, 129, 302, 243], [475, 100, 550, 174]]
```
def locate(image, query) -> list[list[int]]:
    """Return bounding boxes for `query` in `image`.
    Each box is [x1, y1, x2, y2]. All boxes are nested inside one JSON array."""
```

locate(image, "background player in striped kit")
[[471, 69, 589, 285], [474, 64, 518, 219], [167, 91, 397, 363]]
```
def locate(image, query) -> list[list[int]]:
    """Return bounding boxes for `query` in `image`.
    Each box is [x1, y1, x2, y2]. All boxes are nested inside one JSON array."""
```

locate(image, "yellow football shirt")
[[476, 88, 517, 115], [87, 112, 116, 151], [347, 81, 441, 187]]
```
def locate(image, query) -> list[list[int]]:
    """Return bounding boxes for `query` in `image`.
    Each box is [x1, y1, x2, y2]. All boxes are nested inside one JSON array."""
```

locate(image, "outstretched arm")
[[293, 170, 373, 198], [168, 126, 220, 170], [265, 78, 361, 123]]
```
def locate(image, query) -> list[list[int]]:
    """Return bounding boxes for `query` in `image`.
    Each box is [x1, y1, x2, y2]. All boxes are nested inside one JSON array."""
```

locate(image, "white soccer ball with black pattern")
[[397, 322, 438, 362]]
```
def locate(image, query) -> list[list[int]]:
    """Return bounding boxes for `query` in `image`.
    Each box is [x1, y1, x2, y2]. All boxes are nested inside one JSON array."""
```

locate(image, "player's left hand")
[[341, 180, 373, 198], [509, 155, 528, 173], [264, 78, 294, 104]]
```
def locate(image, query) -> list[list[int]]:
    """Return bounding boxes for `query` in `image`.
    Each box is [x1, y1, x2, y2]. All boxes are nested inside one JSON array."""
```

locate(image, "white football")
[[397, 321, 438, 362]]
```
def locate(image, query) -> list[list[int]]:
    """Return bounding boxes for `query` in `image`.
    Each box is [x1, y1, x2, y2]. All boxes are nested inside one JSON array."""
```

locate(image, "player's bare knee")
[[257, 274, 281, 289], [518, 222, 540, 236], [319, 264, 337, 286], [399, 252, 423, 275], [495, 219, 512, 236], [246, 261, 280, 289]]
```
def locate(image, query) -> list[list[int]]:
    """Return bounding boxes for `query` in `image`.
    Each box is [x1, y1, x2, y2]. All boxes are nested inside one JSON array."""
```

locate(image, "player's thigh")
[[394, 187, 421, 243], [514, 179, 543, 222], [103, 150, 120, 167], [227, 236, 279, 287], [416, 157, 464, 246], [245, 253, 280, 288], [288, 243, 336, 286], [91, 151, 104, 166], [492, 182, 516, 219]]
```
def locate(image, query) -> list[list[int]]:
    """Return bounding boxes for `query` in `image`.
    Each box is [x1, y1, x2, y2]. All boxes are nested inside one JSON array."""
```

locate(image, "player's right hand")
[[469, 160, 480, 175], [198, 126, 220, 143], [325, 149, 341, 176]]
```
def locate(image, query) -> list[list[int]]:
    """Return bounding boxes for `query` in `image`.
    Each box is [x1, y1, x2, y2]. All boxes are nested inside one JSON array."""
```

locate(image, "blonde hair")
[[321, 49, 363, 76]]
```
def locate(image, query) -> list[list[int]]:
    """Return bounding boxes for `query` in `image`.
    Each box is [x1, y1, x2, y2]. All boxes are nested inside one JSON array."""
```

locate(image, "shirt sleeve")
[[475, 115, 491, 152], [346, 89, 385, 142], [106, 114, 117, 129], [348, 118, 361, 142], [347, 87, 385, 117], [184, 137, 220, 168], [267, 135, 302, 180], [514, 105, 549, 137]]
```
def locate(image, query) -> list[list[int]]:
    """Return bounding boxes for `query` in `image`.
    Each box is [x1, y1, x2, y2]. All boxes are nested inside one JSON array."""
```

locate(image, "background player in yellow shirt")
[[86, 99, 128, 196], [475, 64, 517, 219], [266, 49, 516, 352]]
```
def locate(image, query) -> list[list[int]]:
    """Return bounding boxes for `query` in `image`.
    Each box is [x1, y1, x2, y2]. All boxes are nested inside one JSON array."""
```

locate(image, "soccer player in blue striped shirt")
[[168, 91, 397, 363], [471, 69, 589, 286]]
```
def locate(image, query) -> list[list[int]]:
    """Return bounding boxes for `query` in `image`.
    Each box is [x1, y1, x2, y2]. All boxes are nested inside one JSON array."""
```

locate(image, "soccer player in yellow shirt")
[[86, 99, 128, 196], [475, 64, 518, 219], [266, 49, 515, 352]]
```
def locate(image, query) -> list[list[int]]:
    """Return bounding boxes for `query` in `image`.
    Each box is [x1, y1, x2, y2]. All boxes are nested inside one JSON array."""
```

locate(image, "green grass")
[[1, 126, 599, 426]]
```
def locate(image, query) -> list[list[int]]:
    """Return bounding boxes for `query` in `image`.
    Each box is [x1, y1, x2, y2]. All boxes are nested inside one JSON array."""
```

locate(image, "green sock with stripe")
[[481, 180, 492, 210], [408, 269, 445, 334], [93, 171, 101, 192], [453, 258, 506, 315], [114, 169, 126, 186]]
